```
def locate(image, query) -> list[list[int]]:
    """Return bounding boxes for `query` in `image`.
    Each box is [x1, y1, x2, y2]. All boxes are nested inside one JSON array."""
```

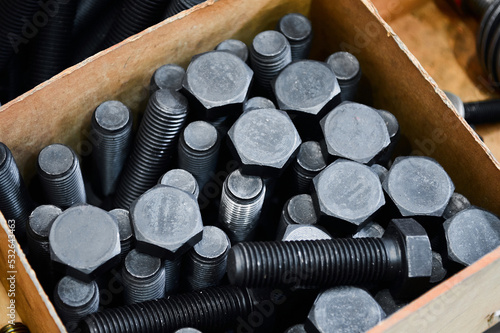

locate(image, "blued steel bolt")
[[37, 144, 86, 208], [122, 249, 165, 304], [276, 194, 318, 240], [227, 218, 433, 299], [242, 96, 276, 113], [150, 63, 186, 95], [276, 13, 313, 61], [215, 39, 249, 63], [109, 208, 134, 261], [292, 141, 326, 194], [27, 205, 62, 267], [114, 89, 189, 209], [325, 51, 362, 102], [158, 168, 200, 198], [80, 286, 255, 333], [90, 100, 133, 197], [0, 142, 34, 239]]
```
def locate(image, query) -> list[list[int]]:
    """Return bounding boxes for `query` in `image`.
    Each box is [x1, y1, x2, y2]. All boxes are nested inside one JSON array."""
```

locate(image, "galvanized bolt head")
[[227, 108, 302, 177], [311, 159, 385, 234], [444, 207, 500, 266], [306, 286, 386, 333], [273, 60, 340, 117], [383, 156, 455, 217], [282, 225, 331, 241], [49, 205, 121, 281], [320, 102, 390, 164], [130, 185, 203, 260]]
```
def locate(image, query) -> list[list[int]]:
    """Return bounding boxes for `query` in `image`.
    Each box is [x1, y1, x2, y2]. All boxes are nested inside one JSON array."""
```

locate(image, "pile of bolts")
[[0, 11, 500, 333]]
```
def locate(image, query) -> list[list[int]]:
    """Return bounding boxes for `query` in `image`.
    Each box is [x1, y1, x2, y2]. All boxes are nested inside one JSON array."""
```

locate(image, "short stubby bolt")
[[444, 207, 500, 266], [276, 194, 318, 240], [215, 39, 249, 63], [228, 108, 302, 177], [90, 100, 133, 197], [305, 286, 386, 333], [227, 218, 433, 299], [27, 205, 62, 266], [185, 226, 231, 291], [49, 205, 120, 281], [276, 13, 313, 61], [218, 169, 266, 243], [292, 141, 326, 194], [442, 192, 471, 220], [383, 156, 455, 217], [37, 143, 86, 208], [109, 208, 134, 261], [242, 96, 276, 112], [282, 225, 331, 241], [130, 185, 203, 259], [325, 51, 362, 102], [320, 102, 391, 164], [178, 121, 220, 190], [150, 64, 186, 94], [122, 249, 165, 305], [311, 159, 385, 234], [182, 50, 253, 120], [114, 89, 189, 209], [158, 169, 199, 198]]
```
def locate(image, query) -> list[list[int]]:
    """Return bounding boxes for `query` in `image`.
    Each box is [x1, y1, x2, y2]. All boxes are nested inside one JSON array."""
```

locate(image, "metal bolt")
[[282, 225, 331, 241], [0, 142, 34, 239], [27, 205, 62, 267], [442, 192, 471, 219], [150, 64, 186, 95], [242, 96, 276, 112], [178, 121, 220, 190], [292, 141, 326, 194], [373, 289, 408, 317], [90, 100, 133, 197], [276, 194, 318, 240], [158, 168, 199, 198], [122, 249, 165, 304], [325, 51, 362, 102], [374, 109, 400, 166], [81, 286, 255, 332], [37, 144, 87, 208], [353, 221, 385, 238], [430, 251, 448, 284], [165, 0, 206, 18], [114, 89, 188, 209], [250, 30, 292, 93], [227, 218, 433, 299], [305, 286, 386, 333], [218, 169, 266, 243], [185, 226, 231, 291], [370, 164, 389, 183], [109, 208, 134, 261], [164, 257, 182, 295], [276, 13, 313, 61], [215, 39, 249, 63], [53, 276, 99, 331], [285, 324, 307, 333], [445, 91, 500, 124], [174, 329, 202, 333]]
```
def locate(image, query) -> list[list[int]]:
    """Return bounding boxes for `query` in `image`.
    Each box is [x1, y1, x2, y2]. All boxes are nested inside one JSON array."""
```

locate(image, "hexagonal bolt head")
[[444, 207, 500, 267], [49, 205, 121, 281], [130, 185, 203, 260], [311, 159, 385, 235], [383, 156, 455, 217], [320, 102, 390, 164], [227, 108, 302, 178], [182, 50, 253, 120]]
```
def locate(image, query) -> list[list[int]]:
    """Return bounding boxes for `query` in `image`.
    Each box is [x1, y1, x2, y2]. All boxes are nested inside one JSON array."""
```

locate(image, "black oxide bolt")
[[445, 91, 500, 124], [276, 194, 318, 240], [285, 324, 306, 333], [325, 51, 362, 102], [276, 13, 313, 61], [80, 285, 254, 333], [442, 192, 471, 219], [109, 208, 134, 261], [150, 63, 186, 95], [227, 218, 433, 299], [164, 256, 182, 295], [215, 39, 249, 63], [27, 205, 62, 267], [158, 168, 200, 198], [37, 143, 86, 208], [292, 141, 326, 194], [374, 109, 401, 166]]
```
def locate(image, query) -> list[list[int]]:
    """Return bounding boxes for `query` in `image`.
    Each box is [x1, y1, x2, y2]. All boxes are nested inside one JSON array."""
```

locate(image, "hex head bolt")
[[0, 142, 34, 238], [158, 169, 199, 198], [49, 205, 121, 281], [218, 169, 266, 243], [242, 96, 276, 112], [276, 194, 318, 240], [325, 52, 362, 102], [27, 205, 62, 267], [114, 89, 188, 209], [250, 30, 292, 93], [37, 144, 87, 208], [109, 208, 134, 261], [90, 100, 133, 197], [81, 286, 254, 332], [276, 13, 313, 61], [215, 39, 249, 63], [311, 159, 385, 235], [227, 218, 433, 299], [185, 226, 231, 291], [150, 64, 186, 95], [54, 276, 99, 331], [178, 121, 221, 190], [305, 286, 386, 333], [228, 108, 302, 178], [121, 249, 165, 305], [165, 0, 206, 18], [320, 102, 391, 165], [292, 141, 326, 194]]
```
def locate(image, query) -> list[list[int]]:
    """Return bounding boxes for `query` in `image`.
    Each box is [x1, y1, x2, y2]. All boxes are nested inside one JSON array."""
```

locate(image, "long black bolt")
[[80, 286, 254, 333], [445, 91, 500, 124]]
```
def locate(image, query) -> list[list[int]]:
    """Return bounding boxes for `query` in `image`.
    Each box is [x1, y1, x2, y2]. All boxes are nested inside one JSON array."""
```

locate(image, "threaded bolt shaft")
[[462, 0, 495, 18], [464, 99, 500, 124], [276, 13, 313, 61], [37, 144, 86, 208], [27, 205, 62, 266], [164, 256, 181, 294], [81, 286, 254, 333], [165, 0, 206, 18], [292, 141, 326, 194]]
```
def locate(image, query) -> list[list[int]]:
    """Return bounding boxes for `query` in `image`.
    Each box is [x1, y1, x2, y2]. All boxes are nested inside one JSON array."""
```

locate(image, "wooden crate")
[[0, 0, 499, 331]]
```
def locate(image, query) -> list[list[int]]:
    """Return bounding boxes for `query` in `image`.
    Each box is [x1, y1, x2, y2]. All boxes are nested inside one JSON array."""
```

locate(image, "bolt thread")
[[276, 13, 313, 61], [164, 0, 206, 18], [228, 238, 397, 288], [54, 279, 99, 327], [185, 246, 229, 291], [73, 0, 114, 35], [464, 99, 500, 124], [122, 263, 165, 305], [292, 161, 320, 194], [81, 286, 254, 333], [164, 257, 181, 294]]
